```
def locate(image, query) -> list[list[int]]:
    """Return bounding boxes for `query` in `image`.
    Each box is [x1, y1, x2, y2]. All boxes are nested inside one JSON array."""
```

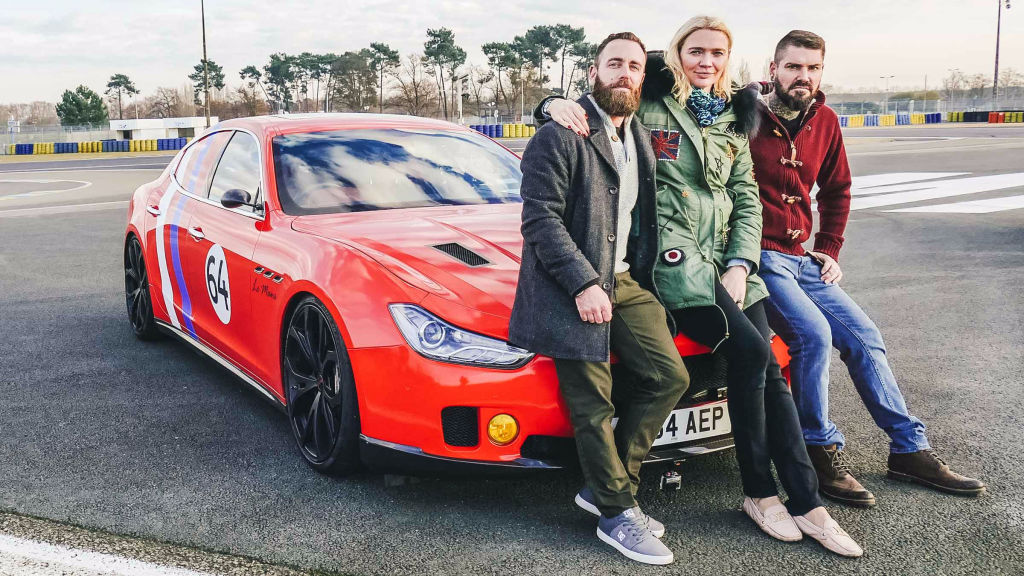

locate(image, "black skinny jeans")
[[672, 281, 823, 516]]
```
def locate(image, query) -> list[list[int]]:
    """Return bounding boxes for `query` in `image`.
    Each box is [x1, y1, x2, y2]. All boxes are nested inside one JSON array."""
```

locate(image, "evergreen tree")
[[55, 85, 109, 125]]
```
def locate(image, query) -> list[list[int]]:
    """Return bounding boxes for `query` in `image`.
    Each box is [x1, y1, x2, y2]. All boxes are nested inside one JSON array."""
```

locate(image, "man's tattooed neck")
[[769, 94, 802, 121]]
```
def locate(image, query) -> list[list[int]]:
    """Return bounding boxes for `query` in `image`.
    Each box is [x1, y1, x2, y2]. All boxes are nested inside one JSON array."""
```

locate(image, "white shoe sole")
[[742, 499, 802, 542], [596, 527, 674, 565], [576, 494, 665, 538]]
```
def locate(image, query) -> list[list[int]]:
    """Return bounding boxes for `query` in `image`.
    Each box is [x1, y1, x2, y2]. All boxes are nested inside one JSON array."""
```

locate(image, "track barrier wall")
[[6, 112, 1021, 156], [4, 138, 189, 155]]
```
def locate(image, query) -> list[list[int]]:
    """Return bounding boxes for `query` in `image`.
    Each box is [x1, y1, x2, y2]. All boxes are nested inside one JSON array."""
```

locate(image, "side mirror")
[[220, 189, 253, 209]]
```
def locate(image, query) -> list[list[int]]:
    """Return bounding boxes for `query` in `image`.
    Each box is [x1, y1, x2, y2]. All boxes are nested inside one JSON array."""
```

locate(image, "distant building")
[[109, 117, 218, 141]]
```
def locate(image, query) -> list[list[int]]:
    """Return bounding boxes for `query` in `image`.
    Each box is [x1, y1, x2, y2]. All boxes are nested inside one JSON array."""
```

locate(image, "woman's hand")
[[547, 99, 590, 136], [721, 266, 748, 308]]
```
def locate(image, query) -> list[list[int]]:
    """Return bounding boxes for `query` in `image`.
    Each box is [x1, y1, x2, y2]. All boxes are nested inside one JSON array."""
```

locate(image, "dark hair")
[[774, 30, 826, 62], [594, 32, 647, 66]]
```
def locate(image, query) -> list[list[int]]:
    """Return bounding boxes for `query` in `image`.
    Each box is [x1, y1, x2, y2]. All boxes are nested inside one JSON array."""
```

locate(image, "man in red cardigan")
[[752, 30, 985, 507]]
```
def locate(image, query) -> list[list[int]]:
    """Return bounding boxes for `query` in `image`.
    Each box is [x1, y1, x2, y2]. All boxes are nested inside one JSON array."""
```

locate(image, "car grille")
[[432, 243, 491, 267], [441, 406, 479, 447]]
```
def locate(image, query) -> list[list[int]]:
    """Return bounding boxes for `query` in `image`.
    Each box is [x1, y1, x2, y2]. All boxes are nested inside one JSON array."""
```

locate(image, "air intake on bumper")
[[441, 406, 480, 447]]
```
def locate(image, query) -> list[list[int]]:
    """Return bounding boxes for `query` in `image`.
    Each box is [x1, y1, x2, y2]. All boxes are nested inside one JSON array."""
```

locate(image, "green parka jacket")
[[637, 53, 768, 319]]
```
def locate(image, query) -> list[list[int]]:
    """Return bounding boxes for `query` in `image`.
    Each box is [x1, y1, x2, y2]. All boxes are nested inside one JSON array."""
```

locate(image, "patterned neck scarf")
[[686, 89, 726, 127]]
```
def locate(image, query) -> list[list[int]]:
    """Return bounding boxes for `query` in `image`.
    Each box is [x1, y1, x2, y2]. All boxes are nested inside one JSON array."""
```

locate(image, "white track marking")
[[850, 173, 1024, 210], [156, 187, 181, 329], [0, 533, 215, 576], [0, 178, 92, 199], [887, 194, 1024, 213], [0, 167, 165, 174], [849, 173, 968, 194], [0, 200, 128, 218]]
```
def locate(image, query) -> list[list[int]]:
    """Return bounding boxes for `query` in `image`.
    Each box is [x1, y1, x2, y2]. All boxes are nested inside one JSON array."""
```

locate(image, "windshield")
[[272, 128, 522, 214]]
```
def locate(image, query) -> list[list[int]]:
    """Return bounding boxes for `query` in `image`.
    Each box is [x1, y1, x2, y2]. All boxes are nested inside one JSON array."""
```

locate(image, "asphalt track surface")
[[1, 126, 1022, 575]]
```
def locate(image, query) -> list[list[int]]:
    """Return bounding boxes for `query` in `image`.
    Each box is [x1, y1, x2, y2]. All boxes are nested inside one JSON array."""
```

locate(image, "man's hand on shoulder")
[[809, 251, 843, 284], [575, 284, 612, 323]]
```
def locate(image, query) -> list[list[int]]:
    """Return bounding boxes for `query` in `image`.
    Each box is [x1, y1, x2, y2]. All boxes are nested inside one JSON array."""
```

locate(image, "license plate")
[[651, 400, 731, 447]]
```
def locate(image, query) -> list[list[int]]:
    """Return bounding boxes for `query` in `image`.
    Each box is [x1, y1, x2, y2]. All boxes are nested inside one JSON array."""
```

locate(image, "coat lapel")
[[662, 94, 705, 166], [579, 96, 620, 177], [630, 120, 656, 181]]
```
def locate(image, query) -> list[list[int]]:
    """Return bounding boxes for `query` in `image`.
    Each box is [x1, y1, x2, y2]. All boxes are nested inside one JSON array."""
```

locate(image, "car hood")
[[291, 204, 526, 332]]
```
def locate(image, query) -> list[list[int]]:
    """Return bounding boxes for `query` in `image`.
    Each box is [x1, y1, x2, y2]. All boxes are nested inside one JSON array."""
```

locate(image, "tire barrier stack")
[[4, 138, 189, 155], [838, 112, 942, 127], [987, 111, 1024, 123], [469, 124, 537, 139], [946, 111, 1022, 123]]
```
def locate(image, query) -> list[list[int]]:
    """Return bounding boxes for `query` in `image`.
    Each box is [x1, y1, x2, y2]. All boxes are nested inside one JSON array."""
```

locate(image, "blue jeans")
[[758, 250, 930, 454]]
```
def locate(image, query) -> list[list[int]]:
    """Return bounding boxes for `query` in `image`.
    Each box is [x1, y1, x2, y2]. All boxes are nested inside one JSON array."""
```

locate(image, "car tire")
[[283, 295, 361, 476], [124, 236, 161, 341]]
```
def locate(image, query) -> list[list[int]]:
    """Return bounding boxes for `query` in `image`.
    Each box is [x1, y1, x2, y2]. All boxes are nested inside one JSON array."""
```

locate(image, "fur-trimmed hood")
[[642, 51, 767, 137]]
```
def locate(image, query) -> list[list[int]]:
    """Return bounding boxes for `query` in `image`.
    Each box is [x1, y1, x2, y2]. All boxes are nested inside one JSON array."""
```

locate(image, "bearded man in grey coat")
[[508, 32, 688, 566]]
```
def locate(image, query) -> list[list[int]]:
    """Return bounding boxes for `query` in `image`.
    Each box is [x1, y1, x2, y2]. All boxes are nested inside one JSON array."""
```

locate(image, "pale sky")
[[1, 0, 1020, 104]]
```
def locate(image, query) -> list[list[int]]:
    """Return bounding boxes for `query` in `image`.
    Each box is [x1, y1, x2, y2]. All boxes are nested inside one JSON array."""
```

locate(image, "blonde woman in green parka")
[[539, 17, 862, 557]]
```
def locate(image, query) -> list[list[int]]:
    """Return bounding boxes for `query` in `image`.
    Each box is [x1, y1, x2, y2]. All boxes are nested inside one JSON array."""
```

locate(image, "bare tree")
[[466, 64, 493, 118], [391, 53, 439, 117], [736, 60, 752, 85]]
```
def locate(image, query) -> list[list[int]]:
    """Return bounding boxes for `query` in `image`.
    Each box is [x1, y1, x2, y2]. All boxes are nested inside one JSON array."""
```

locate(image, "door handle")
[[188, 226, 205, 241], [146, 205, 161, 216]]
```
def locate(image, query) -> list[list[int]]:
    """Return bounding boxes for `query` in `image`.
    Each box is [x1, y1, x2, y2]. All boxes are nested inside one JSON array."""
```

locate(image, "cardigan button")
[[607, 234, 616, 242], [602, 282, 611, 290], [609, 187, 618, 195]]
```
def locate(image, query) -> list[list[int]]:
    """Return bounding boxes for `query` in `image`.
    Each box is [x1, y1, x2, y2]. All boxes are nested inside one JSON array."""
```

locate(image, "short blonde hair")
[[663, 16, 734, 103]]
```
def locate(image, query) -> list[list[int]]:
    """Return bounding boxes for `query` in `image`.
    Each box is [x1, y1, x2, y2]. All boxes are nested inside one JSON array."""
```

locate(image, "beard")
[[591, 75, 642, 117], [773, 76, 817, 111]]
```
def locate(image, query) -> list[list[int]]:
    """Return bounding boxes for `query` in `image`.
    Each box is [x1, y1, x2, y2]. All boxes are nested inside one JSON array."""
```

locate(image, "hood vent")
[[432, 242, 490, 267]]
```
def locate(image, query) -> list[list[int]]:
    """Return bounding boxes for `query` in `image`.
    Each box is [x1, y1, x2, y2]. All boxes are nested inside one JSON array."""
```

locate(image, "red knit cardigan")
[[748, 92, 852, 261]]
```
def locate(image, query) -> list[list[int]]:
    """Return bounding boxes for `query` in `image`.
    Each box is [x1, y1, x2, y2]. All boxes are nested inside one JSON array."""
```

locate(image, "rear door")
[[179, 130, 265, 376], [148, 131, 232, 338]]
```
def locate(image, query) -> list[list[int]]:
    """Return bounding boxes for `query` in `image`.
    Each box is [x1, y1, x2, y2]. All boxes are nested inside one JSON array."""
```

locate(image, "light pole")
[[993, 0, 1011, 103], [520, 74, 525, 123], [880, 75, 894, 114], [201, 0, 211, 128]]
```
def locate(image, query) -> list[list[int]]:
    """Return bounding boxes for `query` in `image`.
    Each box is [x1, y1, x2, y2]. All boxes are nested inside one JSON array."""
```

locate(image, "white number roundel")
[[205, 244, 231, 324]]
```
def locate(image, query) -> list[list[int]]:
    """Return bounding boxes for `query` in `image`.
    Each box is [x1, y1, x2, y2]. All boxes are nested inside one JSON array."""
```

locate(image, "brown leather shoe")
[[887, 450, 986, 496], [807, 444, 876, 508]]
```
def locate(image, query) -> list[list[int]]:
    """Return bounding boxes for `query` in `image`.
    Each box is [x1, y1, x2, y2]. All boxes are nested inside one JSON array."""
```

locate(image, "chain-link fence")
[[3, 123, 116, 149]]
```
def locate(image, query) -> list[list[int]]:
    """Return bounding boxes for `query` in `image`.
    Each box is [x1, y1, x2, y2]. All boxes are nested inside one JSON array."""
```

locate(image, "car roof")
[[212, 113, 471, 139]]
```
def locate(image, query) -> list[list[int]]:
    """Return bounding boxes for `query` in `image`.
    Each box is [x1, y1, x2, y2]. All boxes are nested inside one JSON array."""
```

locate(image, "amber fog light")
[[487, 414, 519, 445]]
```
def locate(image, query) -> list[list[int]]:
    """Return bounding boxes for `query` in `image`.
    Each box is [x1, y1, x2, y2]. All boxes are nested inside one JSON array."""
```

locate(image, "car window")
[[209, 132, 261, 208], [174, 131, 233, 197], [272, 128, 522, 215]]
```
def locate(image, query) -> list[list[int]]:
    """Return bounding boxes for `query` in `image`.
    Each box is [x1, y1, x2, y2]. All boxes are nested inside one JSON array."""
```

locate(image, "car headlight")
[[389, 304, 534, 369]]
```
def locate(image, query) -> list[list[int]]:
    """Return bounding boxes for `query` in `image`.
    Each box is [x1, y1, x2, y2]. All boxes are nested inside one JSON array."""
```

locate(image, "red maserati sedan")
[[123, 114, 791, 476]]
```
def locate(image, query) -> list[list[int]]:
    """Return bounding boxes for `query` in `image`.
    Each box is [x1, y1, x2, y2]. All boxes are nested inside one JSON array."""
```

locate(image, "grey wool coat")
[[508, 95, 662, 362]]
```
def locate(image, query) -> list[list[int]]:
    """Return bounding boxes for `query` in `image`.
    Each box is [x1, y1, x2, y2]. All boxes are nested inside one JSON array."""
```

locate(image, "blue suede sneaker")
[[575, 487, 665, 538], [596, 507, 674, 565]]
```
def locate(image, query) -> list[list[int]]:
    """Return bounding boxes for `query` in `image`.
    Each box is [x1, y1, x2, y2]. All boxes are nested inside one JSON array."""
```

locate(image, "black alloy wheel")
[[283, 296, 360, 475], [124, 236, 160, 340]]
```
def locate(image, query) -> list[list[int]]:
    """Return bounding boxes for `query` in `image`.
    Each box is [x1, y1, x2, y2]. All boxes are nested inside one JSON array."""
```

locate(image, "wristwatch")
[[541, 98, 553, 117]]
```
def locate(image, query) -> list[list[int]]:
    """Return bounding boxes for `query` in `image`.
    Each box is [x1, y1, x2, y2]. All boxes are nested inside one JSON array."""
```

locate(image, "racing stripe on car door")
[[168, 194, 198, 339], [155, 188, 181, 330]]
